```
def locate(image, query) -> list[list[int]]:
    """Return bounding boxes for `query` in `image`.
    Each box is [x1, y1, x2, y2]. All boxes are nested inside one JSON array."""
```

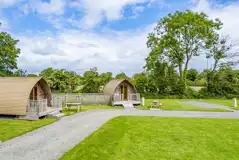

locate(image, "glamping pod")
[[0, 77, 60, 119], [104, 79, 140, 106]]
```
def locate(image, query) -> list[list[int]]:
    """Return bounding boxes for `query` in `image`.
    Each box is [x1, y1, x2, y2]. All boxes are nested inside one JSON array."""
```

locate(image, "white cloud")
[[0, 0, 18, 8], [71, 0, 161, 29], [19, 3, 30, 15], [193, 0, 239, 42], [17, 25, 153, 75], [29, 0, 66, 15], [0, 18, 9, 30]]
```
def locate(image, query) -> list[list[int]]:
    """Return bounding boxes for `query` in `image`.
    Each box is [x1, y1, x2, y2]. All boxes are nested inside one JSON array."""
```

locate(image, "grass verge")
[[136, 99, 231, 112], [0, 118, 56, 142], [60, 116, 239, 160]]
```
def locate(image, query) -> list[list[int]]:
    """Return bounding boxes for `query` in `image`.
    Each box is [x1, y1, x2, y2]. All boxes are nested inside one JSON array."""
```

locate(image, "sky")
[[0, 0, 239, 76]]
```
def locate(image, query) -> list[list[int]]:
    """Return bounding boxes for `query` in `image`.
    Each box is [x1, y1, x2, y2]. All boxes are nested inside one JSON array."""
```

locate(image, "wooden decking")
[[113, 100, 141, 106], [112, 93, 141, 106], [20, 99, 62, 120]]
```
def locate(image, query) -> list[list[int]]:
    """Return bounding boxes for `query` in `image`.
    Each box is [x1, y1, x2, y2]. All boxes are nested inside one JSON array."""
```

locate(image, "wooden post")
[[65, 95, 67, 106], [142, 97, 145, 106], [36, 101, 40, 116], [233, 98, 237, 108]]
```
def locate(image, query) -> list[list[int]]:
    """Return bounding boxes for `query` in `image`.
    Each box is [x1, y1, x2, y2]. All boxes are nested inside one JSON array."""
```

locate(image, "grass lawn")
[[62, 105, 123, 116], [137, 99, 231, 112], [196, 99, 239, 110], [60, 116, 239, 160], [0, 118, 56, 142]]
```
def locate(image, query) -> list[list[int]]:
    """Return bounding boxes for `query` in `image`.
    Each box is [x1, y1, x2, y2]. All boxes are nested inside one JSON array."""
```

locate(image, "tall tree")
[[0, 23, 21, 76], [99, 72, 113, 86], [13, 69, 27, 77], [187, 69, 198, 82], [82, 67, 101, 93], [39, 68, 81, 92], [133, 72, 148, 94], [206, 35, 239, 71], [115, 72, 128, 79], [147, 10, 222, 92]]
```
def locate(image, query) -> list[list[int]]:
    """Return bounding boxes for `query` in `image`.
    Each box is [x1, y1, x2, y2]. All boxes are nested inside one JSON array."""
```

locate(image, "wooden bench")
[[65, 95, 82, 112], [65, 102, 82, 112]]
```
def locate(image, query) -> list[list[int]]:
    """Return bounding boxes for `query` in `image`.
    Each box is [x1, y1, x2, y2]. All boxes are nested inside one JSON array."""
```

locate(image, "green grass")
[[60, 116, 239, 160], [137, 99, 231, 112], [62, 105, 123, 116], [0, 118, 56, 142], [196, 99, 239, 110]]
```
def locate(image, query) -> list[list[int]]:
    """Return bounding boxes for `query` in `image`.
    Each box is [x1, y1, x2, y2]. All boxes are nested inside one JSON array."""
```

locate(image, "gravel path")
[[1, 109, 239, 160], [181, 101, 237, 111]]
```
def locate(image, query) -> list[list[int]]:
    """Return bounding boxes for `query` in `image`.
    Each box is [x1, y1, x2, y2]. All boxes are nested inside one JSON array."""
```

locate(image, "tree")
[[147, 10, 222, 92], [146, 60, 179, 95], [133, 72, 148, 94], [40, 67, 54, 78], [39, 68, 81, 92], [13, 69, 27, 77], [27, 74, 38, 77], [0, 23, 21, 76], [99, 72, 113, 86], [207, 35, 239, 71], [115, 72, 128, 79], [39, 67, 55, 88], [187, 69, 198, 82], [198, 69, 211, 80], [82, 67, 101, 93]]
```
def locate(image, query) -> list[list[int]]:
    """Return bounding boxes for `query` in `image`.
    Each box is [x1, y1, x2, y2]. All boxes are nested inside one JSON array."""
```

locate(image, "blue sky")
[[0, 0, 239, 76]]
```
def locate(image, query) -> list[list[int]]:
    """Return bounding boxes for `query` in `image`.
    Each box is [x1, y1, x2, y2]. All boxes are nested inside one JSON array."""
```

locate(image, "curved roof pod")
[[104, 79, 137, 96], [0, 77, 52, 115]]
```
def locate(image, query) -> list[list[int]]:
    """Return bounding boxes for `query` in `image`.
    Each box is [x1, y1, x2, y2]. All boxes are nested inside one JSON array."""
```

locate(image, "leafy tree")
[[206, 35, 238, 71], [115, 72, 128, 79], [40, 67, 54, 78], [187, 69, 198, 82], [27, 74, 38, 77], [82, 67, 101, 93], [198, 69, 211, 80], [146, 60, 179, 95], [0, 23, 21, 76], [39, 68, 81, 92], [133, 72, 148, 94], [13, 69, 27, 77], [147, 10, 222, 92], [99, 72, 113, 86], [207, 35, 239, 71]]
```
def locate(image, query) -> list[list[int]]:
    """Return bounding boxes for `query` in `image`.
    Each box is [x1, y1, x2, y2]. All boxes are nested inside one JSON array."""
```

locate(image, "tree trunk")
[[183, 60, 189, 90], [178, 64, 184, 93]]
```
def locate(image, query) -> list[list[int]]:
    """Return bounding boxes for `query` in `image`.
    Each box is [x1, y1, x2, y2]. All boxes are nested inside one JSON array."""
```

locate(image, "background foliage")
[[1, 11, 239, 98]]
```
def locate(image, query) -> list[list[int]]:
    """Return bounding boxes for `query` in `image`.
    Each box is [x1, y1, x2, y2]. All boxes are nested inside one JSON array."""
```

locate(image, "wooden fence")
[[53, 93, 111, 106]]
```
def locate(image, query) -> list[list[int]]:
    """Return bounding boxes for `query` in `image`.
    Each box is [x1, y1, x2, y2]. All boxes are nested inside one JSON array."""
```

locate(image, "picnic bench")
[[65, 95, 82, 112], [150, 100, 162, 108]]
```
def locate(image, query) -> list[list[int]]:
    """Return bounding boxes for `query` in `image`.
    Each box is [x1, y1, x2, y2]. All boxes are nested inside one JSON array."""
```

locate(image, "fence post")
[[65, 95, 67, 106], [36, 101, 40, 116]]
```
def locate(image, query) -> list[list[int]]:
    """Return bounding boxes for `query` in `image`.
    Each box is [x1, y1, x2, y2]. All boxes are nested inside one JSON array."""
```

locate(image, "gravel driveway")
[[1, 109, 239, 160]]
